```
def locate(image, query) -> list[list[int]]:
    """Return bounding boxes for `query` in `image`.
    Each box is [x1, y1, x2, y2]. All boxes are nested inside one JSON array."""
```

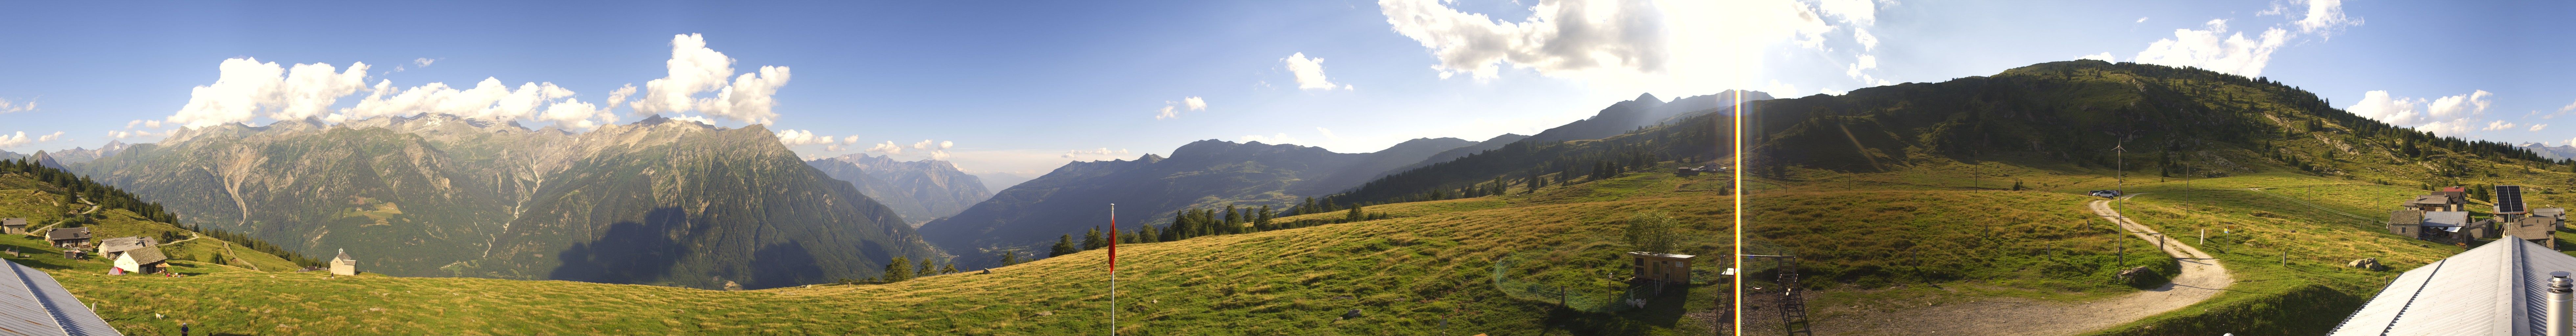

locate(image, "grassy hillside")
[[35, 168, 1729, 336]]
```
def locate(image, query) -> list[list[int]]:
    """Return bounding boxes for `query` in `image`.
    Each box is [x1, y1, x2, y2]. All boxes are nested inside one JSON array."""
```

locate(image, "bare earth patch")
[[1768, 198, 2232, 336]]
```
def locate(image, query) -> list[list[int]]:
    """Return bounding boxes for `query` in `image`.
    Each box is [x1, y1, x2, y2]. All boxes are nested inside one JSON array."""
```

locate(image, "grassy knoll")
[[2081, 174, 2462, 335], [31, 171, 1730, 336]]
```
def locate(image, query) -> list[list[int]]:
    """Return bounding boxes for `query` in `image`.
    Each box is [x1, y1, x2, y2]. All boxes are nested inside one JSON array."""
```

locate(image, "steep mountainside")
[[1520, 90, 1769, 144], [923, 138, 1487, 267], [43, 140, 128, 164], [1375, 133, 1530, 180], [1286, 137, 1476, 195], [72, 114, 938, 289], [1740, 60, 2568, 184], [806, 153, 992, 224]]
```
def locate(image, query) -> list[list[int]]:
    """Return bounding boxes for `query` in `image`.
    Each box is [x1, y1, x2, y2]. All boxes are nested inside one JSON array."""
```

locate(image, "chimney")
[[2551, 271, 2573, 336]]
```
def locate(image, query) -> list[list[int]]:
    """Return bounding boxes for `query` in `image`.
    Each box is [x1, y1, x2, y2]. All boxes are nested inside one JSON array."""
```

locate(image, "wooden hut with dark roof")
[[44, 227, 90, 248]]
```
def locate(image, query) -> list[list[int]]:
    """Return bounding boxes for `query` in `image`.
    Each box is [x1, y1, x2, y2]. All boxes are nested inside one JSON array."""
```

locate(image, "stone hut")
[[45, 227, 91, 248], [2505, 217, 2560, 248], [1, 218, 24, 235], [111, 246, 169, 275], [330, 248, 358, 276]]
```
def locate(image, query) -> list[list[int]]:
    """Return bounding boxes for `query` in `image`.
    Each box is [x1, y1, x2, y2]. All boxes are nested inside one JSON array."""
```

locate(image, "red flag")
[[1109, 204, 1117, 271]]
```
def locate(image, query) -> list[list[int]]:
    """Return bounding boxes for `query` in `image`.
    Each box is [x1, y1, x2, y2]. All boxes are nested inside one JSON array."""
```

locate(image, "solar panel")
[[2495, 185, 2526, 214]]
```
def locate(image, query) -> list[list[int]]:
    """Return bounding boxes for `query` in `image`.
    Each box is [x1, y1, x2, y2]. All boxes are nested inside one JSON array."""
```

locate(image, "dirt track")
[[1753, 196, 2233, 336]]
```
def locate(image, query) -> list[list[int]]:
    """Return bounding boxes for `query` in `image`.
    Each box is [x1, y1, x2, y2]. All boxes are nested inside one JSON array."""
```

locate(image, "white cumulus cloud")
[[2532, 124, 2548, 132], [632, 33, 791, 125], [1153, 96, 1209, 119], [1316, 127, 1339, 140], [1380, 0, 1668, 80], [1282, 53, 1344, 90], [2078, 52, 2117, 62], [773, 129, 835, 146], [2133, 19, 2288, 77], [2349, 90, 2493, 136], [166, 58, 372, 128], [2289, 0, 2362, 37], [0, 131, 65, 149], [1381, 0, 1851, 102], [867, 141, 904, 155], [2482, 120, 2518, 131], [334, 78, 617, 130]]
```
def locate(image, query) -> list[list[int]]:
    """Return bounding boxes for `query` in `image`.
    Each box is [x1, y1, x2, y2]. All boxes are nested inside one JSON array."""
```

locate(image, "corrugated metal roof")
[[0, 260, 123, 336], [2424, 212, 2473, 226], [2330, 237, 2576, 336]]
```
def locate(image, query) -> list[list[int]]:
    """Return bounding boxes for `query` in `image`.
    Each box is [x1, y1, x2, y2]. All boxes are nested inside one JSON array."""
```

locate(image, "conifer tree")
[[1255, 205, 1273, 231], [1051, 234, 1079, 257], [1082, 226, 1106, 250], [1000, 251, 1020, 265], [918, 258, 936, 276]]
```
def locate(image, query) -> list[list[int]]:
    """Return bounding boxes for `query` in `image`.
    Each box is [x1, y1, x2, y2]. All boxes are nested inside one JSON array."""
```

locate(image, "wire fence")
[[1490, 252, 1653, 313]]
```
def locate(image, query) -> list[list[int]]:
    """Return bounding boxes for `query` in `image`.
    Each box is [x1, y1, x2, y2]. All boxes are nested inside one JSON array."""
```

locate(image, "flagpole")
[[1109, 203, 1117, 336]]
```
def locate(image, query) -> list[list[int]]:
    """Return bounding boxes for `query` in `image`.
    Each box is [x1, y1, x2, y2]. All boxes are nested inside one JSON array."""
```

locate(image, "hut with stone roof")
[[44, 227, 90, 249], [2, 218, 25, 235]]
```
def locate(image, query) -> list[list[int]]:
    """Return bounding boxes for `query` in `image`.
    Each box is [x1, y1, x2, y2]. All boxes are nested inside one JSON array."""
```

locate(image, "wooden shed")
[[1626, 252, 1695, 284]]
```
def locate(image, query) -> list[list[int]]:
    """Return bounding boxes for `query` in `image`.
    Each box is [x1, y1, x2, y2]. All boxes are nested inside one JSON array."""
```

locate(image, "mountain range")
[[2523, 142, 2576, 160], [918, 136, 1497, 267], [806, 153, 994, 226], [66, 114, 938, 289]]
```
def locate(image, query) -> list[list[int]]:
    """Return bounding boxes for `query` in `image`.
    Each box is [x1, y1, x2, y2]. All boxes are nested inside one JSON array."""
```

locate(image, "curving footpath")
[[1814, 196, 2233, 335]]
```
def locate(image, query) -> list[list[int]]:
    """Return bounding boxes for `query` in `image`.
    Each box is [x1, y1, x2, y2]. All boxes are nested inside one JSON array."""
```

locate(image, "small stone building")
[[2406, 195, 2460, 212], [2537, 208, 2567, 221], [2504, 217, 2559, 248], [2390, 210, 2484, 244], [1626, 252, 1696, 284], [110, 246, 169, 275], [1, 218, 24, 235], [330, 249, 358, 275], [45, 227, 91, 248], [2387, 210, 2426, 237]]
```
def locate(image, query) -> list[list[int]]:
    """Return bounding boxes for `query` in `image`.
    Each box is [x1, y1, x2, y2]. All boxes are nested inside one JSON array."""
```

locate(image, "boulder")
[[1342, 309, 1363, 320], [2347, 258, 2387, 271]]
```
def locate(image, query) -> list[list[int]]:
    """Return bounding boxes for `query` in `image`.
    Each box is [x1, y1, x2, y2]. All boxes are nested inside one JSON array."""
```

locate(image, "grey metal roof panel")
[[0, 260, 69, 336], [2424, 212, 2473, 226], [2332, 238, 2576, 336], [0, 260, 122, 336]]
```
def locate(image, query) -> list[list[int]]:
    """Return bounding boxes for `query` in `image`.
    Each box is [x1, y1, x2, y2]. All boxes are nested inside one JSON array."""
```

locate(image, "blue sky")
[[0, 0, 2567, 176]]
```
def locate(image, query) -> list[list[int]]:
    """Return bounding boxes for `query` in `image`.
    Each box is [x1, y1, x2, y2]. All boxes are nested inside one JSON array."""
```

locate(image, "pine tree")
[[1345, 205, 1364, 222], [1000, 251, 1020, 265], [917, 258, 936, 276], [940, 263, 957, 274], [1051, 234, 1079, 257]]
